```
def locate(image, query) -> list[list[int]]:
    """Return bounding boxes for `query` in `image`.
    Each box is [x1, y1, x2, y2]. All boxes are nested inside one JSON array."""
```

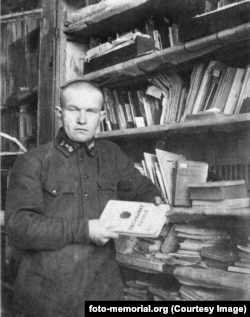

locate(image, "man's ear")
[[55, 106, 62, 119], [100, 111, 106, 122]]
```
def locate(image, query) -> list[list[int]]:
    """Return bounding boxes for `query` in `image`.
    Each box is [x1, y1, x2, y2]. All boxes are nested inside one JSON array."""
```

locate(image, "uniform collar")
[[54, 128, 96, 157]]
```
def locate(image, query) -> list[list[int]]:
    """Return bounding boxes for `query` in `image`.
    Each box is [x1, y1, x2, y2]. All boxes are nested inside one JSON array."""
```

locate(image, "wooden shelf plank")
[[81, 22, 250, 83], [64, 0, 186, 39], [95, 114, 250, 139]]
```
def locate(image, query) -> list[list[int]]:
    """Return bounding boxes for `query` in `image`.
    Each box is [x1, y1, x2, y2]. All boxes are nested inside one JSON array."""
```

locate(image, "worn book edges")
[[161, 224, 179, 253], [223, 67, 245, 115], [192, 197, 250, 209], [173, 160, 208, 207], [189, 179, 247, 201], [174, 266, 250, 291], [100, 200, 169, 238], [155, 149, 185, 205]]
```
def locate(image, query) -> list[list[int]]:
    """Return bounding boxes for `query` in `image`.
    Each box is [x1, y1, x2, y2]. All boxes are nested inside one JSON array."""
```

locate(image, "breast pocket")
[[97, 179, 117, 214], [43, 181, 78, 216]]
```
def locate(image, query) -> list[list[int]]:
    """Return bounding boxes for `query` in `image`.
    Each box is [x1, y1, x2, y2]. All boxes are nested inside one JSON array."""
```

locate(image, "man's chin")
[[72, 134, 92, 143]]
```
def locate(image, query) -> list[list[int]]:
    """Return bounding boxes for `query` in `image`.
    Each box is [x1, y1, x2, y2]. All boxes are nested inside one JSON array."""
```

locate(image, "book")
[[192, 61, 222, 114], [155, 149, 185, 205], [183, 63, 206, 118], [174, 266, 250, 291], [201, 245, 237, 263], [116, 252, 168, 272], [173, 160, 208, 207], [235, 66, 250, 114], [100, 200, 169, 238], [189, 180, 248, 201], [192, 197, 250, 209], [161, 224, 179, 253], [223, 67, 245, 114], [237, 245, 250, 254], [228, 266, 250, 274]]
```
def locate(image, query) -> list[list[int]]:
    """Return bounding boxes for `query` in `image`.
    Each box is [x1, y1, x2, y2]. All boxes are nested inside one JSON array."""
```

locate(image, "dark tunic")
[[6, 128, 160, 317]]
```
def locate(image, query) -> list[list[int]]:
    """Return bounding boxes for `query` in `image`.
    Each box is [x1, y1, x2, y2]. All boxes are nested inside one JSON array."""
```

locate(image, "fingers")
[[153, 196, 162, 205], [89, 219, 119, 246]]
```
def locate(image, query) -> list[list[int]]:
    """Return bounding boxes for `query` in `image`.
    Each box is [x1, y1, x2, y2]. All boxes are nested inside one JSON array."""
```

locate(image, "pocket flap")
[[97, 179, 115, 191], [44, 181, 77, 196]]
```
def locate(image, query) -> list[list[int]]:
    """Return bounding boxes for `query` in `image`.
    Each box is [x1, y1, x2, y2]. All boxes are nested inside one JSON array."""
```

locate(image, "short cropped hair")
[[60, 79, 104, 108]]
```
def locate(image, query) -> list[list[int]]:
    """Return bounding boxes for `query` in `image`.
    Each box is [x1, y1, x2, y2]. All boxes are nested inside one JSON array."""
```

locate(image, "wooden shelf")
[[81, 22, 250, 83], [95, 113, 250, 140], [63, 0, 188, 39]]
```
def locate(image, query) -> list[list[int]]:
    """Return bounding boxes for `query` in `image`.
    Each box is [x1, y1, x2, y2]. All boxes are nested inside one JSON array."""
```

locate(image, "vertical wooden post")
[[37, 0, 58, 145]]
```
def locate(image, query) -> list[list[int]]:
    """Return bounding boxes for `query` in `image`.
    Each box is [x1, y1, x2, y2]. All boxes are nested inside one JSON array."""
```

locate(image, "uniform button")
[[52, 189, 57, 194], [84, 174, 88, 179], [84, 193, 89, 197], [79, 157, 83, 161]]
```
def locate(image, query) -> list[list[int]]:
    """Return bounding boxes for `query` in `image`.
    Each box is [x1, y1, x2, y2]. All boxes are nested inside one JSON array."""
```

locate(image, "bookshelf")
[[56, 0, 250, 300], [73, 22, 250, 83], [63, 0, 189, 40], [96, 113, 250, 139]]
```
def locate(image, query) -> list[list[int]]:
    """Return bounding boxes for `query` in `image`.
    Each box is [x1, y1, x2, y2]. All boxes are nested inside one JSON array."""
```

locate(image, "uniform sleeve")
[[116, 146, 162, 202], [5, 154, 89, 251]]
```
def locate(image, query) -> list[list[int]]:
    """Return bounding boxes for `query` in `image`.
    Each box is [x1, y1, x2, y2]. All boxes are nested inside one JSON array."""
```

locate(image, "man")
[[6, 80, 162, 317]]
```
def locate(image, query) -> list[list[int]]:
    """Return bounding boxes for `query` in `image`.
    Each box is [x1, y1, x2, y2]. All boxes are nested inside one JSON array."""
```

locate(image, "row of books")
[[100, 60, 250, 132], [135, 148, 208, 207], [102, 87, 162, 131], [183, 61, 250, 117]]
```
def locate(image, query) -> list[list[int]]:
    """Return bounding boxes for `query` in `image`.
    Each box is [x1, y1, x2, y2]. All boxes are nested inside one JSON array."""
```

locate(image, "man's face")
[[57, 85, 104, 143]]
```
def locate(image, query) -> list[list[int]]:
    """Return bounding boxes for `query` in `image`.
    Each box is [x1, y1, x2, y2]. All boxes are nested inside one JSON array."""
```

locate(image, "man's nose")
[[77, 110, 87, 124]]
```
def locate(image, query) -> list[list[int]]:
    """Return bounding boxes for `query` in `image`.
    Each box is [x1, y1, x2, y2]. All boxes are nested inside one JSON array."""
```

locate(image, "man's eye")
[[68, 108, 77, 112]]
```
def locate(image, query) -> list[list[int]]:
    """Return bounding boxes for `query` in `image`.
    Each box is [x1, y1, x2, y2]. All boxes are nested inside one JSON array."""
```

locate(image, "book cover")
[[116, 252, 169, 272], [189, 180, 247, 201], [161, 224, 179, 253], [192, 197, 250, 209], [228, 266, 250, 274], [223, 67, 245, 115], [155, 149, 185, 205], [173, 160, 208, 207], [100, 200, 169, 238]]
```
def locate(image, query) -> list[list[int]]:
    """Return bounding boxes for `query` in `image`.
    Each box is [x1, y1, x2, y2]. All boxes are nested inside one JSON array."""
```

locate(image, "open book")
[[100, 200, 170, 238]]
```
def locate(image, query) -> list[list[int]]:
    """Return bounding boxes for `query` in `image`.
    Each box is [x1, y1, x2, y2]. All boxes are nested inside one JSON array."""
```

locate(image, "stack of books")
[[201, 245, 238, 270], [228, 239, 250, 274], [124, 280, 153, 301], [161, 224, 230, 267], [174, 266, 250, 300], [189, 180, 250, 214], [148, 285, 181, 301]]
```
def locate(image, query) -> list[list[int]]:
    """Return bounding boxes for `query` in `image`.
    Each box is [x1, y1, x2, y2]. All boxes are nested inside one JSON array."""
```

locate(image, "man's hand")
[[152, 196, 162, 206], [89, 219, 119, 246]]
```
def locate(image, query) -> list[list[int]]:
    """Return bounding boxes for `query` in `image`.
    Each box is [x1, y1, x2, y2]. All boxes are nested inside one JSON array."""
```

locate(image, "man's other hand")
[[152, 196, 162, 206], [89, 219, 119, 246]]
